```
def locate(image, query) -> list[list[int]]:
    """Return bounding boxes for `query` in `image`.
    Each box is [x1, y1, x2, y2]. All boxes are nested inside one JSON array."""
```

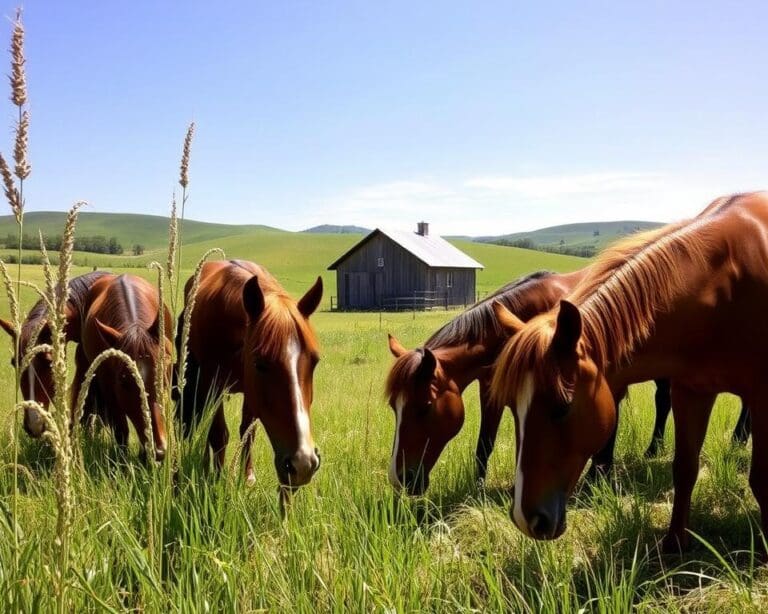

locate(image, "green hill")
[[477, 220, 663, 253], [0, 212, 588, 307], [0, 211, 280, 251]]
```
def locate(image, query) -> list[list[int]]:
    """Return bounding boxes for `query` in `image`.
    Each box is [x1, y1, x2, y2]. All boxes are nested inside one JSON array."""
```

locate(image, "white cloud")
[[464, 172, 664, 198], [296, 171, 763, 236]]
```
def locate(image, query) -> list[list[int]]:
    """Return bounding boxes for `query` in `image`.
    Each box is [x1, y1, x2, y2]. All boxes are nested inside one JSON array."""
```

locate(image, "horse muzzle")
[[276, 447, 321, 487], [510, 487, 567, 540]]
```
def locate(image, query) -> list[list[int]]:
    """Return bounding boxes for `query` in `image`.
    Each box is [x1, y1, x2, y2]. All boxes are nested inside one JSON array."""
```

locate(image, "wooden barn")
[[328, 222, 484, 310]]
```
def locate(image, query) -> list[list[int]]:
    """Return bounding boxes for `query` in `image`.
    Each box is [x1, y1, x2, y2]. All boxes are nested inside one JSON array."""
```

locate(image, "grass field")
[[0, 246, 766, 611]]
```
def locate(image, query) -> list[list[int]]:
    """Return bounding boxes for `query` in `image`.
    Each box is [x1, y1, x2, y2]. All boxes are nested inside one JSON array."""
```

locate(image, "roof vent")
[[416, 221, 429, 236]]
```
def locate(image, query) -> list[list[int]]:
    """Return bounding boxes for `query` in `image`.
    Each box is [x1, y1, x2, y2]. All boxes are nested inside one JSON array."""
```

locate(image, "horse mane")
[[491, 193, 743, 407], [385, 271, 554, 399], [385, 350, 426, 399], [226, 261, 318, 360], [425, 271, 553, 350], [20, 271, 112, 351], [98, 275, 161, 359]]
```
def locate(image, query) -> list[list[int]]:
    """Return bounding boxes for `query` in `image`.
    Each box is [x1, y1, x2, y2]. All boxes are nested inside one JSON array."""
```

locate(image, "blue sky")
[[7, 1, 768, 235]]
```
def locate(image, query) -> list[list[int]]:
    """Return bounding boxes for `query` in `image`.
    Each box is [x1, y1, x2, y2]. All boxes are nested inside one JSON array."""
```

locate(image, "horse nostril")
[[529, 511, 553, 538], [312, 449, 321, 472], [283, 457, 296, 475]]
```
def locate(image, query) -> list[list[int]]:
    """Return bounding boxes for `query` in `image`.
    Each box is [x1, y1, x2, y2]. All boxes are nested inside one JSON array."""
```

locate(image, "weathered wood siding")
[[335, 234, 430, 309], [334, 233, 477, 310]]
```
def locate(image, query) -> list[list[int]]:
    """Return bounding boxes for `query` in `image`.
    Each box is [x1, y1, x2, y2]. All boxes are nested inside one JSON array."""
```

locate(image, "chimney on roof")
[[416, 221, 429, 236]]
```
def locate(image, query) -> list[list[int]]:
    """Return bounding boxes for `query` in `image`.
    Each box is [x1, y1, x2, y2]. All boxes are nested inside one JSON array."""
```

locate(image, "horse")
[[80, 274, 172, 461], [490, 192, 768, 551], [176, 260, 323, 489], [0, 270, 111, 437], [385, 272, 750, 495]]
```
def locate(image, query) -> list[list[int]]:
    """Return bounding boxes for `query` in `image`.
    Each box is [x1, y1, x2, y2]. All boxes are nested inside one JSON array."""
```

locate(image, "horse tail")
[[173, 311, 202, 437]]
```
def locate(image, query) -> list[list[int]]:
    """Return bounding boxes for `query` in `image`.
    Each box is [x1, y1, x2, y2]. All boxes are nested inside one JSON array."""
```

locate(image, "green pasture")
[[0, 245, 765, 611]]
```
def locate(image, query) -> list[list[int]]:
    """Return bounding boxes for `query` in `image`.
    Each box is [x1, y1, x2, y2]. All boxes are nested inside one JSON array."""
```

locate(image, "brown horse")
[[80, 274, 171, 461], [385, 272, 750, 495], [177, 260, 323, 488], [490, 192, 768, 550], [0, 271, 110, 436]]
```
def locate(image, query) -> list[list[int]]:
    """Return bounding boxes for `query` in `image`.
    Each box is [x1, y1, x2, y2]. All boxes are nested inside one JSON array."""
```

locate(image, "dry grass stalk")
[[71, 347, 155, 460], [13, 109, 29, 180], [179, 122, 194, 189], [0, 258, 19, 332], [227, 420, 258, 483], [176, 248, 224, 395], [9, 9, 26, 108], [166, 197, 178, 288], [0, 153, 20, 222]]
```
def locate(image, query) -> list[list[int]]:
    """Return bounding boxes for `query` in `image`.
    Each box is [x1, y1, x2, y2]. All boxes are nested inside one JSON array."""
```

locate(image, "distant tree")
[[107, 236, 123, 255], [593, 229, 600, 236], [132, 244, 145, 256]]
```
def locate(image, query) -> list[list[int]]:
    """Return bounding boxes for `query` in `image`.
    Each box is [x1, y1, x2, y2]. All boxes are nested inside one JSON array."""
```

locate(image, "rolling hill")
[[0, 211, 587, 305], [302, 224, 370, 234], [0, 211, 281, 251], [476, 220, 663, 252]]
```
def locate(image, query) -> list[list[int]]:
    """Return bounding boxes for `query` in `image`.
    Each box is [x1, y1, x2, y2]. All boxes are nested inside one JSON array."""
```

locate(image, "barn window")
[[377, 257, 384, 268], [446, 272, 453, 288]]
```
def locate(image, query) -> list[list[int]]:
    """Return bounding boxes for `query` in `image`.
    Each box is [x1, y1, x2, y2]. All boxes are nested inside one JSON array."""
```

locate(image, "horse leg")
[[475, 379, 504, 485], [732, 402, 751, 444], [587, 386, 627, 481], [748, 400, 768, 552], [207, 402, 229, 473], [240, 401, 257, 485], [112, 410, 130, 454], [646, 378, 672, 457], [70, 344, 90, 427], [662, 385, 715, 553]]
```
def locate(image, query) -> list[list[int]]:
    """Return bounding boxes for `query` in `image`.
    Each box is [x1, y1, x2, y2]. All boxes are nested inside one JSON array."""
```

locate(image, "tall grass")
[[0, 10, 766, 614]]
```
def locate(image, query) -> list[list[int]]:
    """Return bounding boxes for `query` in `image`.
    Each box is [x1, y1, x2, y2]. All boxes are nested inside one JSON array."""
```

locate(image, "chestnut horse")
[[490, 192, 768, 550], [177, 260, 323, 488], [0, 271, 110, 436], [385, 271, 750, 495], [80, 274, 172, 461]]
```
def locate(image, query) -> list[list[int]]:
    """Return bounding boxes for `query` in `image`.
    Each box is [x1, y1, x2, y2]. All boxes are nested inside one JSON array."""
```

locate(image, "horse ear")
[[298, 276, 323, 318], [417, 348, 437, 382], [95, 318, 122, 346], [388, 334, 407, 358], [493, 302, 525, 336], [552, 300, 582, 356], [243, 276, 265, 319], [0, 318, 16, 340]]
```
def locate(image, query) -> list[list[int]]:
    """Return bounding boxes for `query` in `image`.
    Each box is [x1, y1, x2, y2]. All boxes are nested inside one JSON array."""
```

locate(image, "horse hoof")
[[644, 445, 660, 458], [661, 532, 688, 555]]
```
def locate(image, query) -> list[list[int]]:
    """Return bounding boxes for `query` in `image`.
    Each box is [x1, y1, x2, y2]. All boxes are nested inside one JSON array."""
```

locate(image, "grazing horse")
[[177, 260, 323, 488], [80, 274, 171, 461], [385, 272, 750, 495], [0, 271, 110, 436], [490, 192, 768, 550]]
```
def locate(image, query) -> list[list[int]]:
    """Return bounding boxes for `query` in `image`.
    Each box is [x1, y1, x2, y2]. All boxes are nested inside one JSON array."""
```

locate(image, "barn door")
[[348, 272, 372, 309]]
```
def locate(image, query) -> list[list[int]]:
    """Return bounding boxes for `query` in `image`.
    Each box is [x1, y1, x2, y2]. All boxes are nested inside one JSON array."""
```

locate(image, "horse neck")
[[433, 343, 495, 391]]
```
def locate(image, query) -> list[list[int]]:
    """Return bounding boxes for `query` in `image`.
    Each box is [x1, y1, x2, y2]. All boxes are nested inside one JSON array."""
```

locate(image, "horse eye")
[[254, 360, 269, 374]]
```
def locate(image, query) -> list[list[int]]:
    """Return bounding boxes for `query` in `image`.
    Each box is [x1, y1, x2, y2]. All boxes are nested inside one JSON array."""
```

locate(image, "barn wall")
[[429, 268, 476, 307], [334, 234, 430, 309]]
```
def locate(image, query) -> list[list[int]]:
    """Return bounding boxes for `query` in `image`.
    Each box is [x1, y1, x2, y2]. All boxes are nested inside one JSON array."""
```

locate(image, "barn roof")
[[327, 228, 484, 270]]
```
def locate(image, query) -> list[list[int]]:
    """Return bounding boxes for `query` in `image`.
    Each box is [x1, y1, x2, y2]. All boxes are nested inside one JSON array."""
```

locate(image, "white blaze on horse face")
[[287, 337, 314, 460], [513, 372, 534, 535], [388, 394, 405, 490]]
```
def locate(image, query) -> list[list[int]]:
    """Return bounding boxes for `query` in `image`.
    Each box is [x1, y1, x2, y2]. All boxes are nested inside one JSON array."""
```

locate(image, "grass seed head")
[[13, 109, 29, 179], [179, 122, 195, 189], [0, 152, 21, 222], [9, 9, 26, 108]]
